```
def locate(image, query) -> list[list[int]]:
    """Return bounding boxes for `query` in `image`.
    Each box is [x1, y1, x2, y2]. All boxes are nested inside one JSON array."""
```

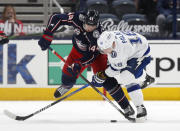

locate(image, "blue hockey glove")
[[67, 63, 82, 76], [38, 29, 53, 51], [91, 71, 107, 87]]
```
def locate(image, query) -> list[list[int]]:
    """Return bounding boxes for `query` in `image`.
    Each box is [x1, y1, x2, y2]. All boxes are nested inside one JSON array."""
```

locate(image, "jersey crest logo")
[[93, 30, 100, 38], [111, 51, 117, 58]]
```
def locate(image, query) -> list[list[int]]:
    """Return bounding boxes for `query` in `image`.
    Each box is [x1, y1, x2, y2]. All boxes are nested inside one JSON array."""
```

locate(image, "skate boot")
[[124, 105, 135, 118], [136, 105, 147, 122], [54, 85, 70, 98], [141, 74, 155, 89]]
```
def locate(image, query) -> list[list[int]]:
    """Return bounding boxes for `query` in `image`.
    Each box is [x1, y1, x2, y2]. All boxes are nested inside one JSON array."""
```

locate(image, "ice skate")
[[124, 105, 135, 118], [136, 105, 147, 122], [141, 74, 155, 89], [54, 85, 70, 98]]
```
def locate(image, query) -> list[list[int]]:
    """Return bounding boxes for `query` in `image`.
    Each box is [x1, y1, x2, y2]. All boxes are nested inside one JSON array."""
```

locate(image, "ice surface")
[[0, 101, 180, 131]]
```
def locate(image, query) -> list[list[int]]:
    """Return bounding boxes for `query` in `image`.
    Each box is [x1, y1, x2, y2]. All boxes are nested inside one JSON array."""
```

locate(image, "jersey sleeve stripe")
[[51, 20, 62, 32], [47, 14, 56, 27]]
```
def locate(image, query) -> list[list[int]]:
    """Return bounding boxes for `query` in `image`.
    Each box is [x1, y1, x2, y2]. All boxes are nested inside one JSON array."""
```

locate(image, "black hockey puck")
[[110, 120, 117, 122]]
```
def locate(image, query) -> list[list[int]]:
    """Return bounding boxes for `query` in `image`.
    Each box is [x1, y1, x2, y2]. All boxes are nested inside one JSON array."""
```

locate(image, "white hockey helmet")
[[97, 31, 116, 50]]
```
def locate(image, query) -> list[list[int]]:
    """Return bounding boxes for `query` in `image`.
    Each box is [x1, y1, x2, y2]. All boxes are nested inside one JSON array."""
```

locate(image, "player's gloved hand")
[[0, 31, 9, 45], [91, 71, 107, 87], [67, 63, 82, 76], [38, 29, 53, 51]]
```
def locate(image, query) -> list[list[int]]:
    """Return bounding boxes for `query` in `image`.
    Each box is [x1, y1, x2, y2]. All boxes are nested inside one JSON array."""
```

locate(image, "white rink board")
[[0, 40, 180, 88], [1, 40, 48, 87], [147, 42, 180, 87]]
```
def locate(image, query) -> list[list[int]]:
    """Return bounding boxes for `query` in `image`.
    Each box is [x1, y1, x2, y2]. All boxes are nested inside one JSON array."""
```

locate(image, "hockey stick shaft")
[[4, 84, 89, 121], [48, 46, 135, 122]]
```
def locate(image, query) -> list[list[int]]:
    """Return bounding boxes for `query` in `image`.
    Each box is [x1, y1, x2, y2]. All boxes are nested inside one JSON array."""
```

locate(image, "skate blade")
[[136, 116, 147, 123]]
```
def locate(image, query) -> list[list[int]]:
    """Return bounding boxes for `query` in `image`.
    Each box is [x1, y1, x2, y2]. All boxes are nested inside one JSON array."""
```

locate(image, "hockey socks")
[[103, 77, 130, 109]]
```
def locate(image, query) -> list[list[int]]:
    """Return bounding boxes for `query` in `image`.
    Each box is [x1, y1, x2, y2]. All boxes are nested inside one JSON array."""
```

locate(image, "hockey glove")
[[38, 29, 53, 51], [91, 71, 107, 87], [0, 31, 9, 45], [67, 63, 82, 76]]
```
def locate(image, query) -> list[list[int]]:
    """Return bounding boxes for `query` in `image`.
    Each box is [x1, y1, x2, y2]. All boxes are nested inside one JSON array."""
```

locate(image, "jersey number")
[[122, 31, 142, 45], [129, 37, 142, 45], [89, 45, 96, 52]]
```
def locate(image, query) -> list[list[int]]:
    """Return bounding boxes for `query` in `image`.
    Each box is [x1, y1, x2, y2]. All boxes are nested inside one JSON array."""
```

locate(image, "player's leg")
[[91, 54, 135, 117], [119, 70, 147, 121], [120, 57, 152, 121], [54, 72, 77, 98], [140, 73, 155, 89], [54, 47, 87, 98], [103, 77, 135, 117], [136, 56, 155, 89]]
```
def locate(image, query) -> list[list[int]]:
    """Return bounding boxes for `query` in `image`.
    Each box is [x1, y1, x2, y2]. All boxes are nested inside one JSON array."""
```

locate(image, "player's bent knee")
[[62, 72, 77, 86]]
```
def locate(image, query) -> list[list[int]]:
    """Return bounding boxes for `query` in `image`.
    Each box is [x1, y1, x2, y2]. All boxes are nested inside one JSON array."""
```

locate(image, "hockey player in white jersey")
[[92, 30, 153, 122]]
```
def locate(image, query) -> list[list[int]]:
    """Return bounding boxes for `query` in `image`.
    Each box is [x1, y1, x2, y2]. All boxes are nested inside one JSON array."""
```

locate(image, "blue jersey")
[[46, 12, 104, 65]]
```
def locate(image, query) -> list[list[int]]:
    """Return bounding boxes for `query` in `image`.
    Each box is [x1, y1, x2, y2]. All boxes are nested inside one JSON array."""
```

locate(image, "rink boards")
[[0, 40, 180, 100]]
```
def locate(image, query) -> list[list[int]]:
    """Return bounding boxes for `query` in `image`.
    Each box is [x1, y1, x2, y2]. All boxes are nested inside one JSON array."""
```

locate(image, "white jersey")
[[106, 31, 149, 71]]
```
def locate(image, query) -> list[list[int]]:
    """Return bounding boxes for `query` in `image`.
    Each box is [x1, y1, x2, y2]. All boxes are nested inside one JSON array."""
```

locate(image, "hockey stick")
[[4, 84, 89, 121], [48, 46, 136, 122]]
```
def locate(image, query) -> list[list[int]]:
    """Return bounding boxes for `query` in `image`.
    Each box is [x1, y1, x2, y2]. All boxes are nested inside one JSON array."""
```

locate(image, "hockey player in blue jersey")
[[38, 10, 135, 118]]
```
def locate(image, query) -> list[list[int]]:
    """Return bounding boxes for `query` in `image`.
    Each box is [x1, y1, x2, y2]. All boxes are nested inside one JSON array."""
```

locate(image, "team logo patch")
[[111, 51, 117, 58], [93, 30, 100, 38], [74, 28, 80, 35]]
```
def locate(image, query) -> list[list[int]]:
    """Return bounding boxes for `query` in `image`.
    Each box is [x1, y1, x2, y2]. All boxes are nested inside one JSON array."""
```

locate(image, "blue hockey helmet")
[[84, 10, 99, 26]]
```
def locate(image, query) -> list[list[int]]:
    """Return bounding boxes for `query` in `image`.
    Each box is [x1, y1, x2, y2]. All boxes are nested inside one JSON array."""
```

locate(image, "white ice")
[[0, 101, 180, 131]]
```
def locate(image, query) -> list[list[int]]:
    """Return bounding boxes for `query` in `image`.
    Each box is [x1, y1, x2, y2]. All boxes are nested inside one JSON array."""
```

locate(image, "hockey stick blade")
[[4, 110, 16, 120], [125, 116, 136, 123], [3, 110, 31, 121]]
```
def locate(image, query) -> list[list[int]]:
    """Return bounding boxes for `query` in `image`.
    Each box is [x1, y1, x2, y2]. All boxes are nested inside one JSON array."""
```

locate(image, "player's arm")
[[38, 12, 77, 51], [91, 64, 123, 87], [105, 65, 121, 77], [46, 12, 75, 33]]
